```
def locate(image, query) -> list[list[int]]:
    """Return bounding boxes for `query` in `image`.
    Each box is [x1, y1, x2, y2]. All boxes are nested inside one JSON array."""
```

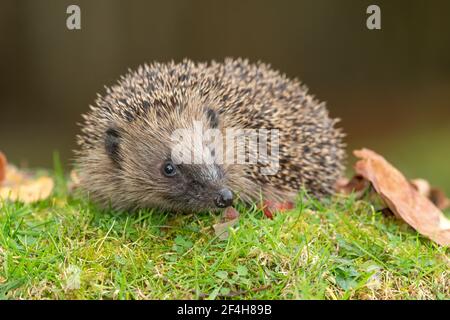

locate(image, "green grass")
[[0, 166, 448, 300]]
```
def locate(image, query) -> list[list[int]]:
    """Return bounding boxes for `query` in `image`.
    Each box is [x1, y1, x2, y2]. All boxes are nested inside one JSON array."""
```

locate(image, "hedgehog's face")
[[155, 161, 233, 212], [103, 107, 234, 213]]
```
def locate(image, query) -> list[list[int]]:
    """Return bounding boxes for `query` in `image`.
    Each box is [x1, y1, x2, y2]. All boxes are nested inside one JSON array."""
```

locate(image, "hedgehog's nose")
[[215, 188, 234, 208]]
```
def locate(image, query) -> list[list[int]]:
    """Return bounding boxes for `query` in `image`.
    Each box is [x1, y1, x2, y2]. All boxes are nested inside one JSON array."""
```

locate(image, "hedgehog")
[[75, 58, 345, 212]]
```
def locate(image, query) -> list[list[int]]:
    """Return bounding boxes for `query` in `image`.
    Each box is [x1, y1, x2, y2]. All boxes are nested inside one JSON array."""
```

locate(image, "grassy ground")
[[0, 167, 449, 300]]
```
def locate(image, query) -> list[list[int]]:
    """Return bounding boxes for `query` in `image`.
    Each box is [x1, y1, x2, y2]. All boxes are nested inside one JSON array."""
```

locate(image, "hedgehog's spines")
[[76, 58, 346, 210]]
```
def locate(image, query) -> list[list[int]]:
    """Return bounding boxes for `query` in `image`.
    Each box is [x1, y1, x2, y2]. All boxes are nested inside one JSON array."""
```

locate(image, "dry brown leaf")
[[260, 200, 294, 219], [0, 152, 54, 204], [411, 179, 450, 211], [410, 179, 431, 198], [354, 148, 450, 246], [335, 175, 370, 198], [429, 188, 450, 211], [213, 207, 240, 240], [0, 176, 54, 204], [222, 205, 239, 221]]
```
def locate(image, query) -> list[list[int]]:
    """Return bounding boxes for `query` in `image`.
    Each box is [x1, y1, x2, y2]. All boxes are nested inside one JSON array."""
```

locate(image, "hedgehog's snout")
[[214, 188, 234, 208]]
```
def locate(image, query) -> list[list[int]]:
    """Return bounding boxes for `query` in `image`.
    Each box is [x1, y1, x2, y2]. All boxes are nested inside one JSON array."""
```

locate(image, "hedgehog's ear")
[[205, 107, 219, 128], [105, 127, 122, 166]]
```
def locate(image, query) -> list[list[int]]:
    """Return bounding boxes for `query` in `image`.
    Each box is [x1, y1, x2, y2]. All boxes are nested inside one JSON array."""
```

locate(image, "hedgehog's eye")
[[162, 161, 177, 177]]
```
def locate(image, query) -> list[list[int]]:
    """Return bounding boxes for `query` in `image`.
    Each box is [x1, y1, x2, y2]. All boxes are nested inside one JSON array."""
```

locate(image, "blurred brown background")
[[1, 0, 449, 191]]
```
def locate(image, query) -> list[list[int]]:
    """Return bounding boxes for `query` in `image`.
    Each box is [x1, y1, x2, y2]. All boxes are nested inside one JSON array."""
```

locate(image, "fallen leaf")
[[354, 148, 450, 246], [2, 165, 33, 185], [411, 179, 450, 211], [0, 152, 54, 204], [429, 188, 450, 211], [0, 176, 54, 204], [222, 206, 239, 221], [261, 200, 294, 219], [0, 151, 6, 184], [335, 175, 370, 198], [213, 207, 240, 240], [338, 175, 450, 213], [410, 179, 431, 198]]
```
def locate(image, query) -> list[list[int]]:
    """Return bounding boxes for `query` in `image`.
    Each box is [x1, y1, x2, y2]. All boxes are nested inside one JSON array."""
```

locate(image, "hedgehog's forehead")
[[168, 120, 220, 164], [168, 123, 224, 181], [176, 163, 223, 182]]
